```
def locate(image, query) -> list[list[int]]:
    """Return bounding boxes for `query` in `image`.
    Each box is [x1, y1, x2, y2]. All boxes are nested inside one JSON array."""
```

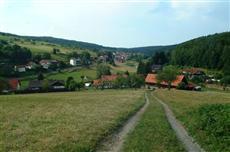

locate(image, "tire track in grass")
[[96, 93, 149, 152], [152, 94, 205, 152]]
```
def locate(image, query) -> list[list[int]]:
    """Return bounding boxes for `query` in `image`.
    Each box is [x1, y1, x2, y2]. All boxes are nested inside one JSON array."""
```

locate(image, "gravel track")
[[96, 93, 150, 152], [152, 94, 205, 152]]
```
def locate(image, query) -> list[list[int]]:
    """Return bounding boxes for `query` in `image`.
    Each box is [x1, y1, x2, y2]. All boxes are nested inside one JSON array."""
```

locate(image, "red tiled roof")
[[93, 74, 127, 86], [93, 79, 101, 86], [8, 79, 20, 90], [101, 74, 119, 81], [145, 74, 185, 87]]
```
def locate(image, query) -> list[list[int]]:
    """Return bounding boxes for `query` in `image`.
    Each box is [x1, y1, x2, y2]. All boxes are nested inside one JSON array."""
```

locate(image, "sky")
[[0, 0, 229, 47]]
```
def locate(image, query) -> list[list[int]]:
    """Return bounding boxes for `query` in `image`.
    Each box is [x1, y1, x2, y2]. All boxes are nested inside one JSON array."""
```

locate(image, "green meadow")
[[0, 90, 145, 151]]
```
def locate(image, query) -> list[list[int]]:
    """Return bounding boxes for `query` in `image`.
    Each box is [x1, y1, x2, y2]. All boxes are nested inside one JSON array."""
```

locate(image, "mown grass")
[[0, 34, 97, 62], [0, 90, 145, 152], [111, 61, 137, 73], [123, 92, 185, 152], [20, 67, 97, 89], [47, 67, 97, 82], [154, 89, 230, 152]]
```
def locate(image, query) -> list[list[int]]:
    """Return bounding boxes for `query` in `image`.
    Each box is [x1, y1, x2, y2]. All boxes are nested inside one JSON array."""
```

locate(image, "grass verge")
[[154, 89, 230, 152]]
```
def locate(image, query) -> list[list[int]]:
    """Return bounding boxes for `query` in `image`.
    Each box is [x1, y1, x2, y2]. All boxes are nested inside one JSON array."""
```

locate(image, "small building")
[[93, 74, 127, 89], [182, 68, 206, 79], [40, 60, 59, 69], [14, 65, 26, 72], [114, 52, 129, 63], [93, 75, 119, 88], [26, 62, 37, 70], [145, 74, 187, 88], [98, 55, 108, 63], [8, 79, 21, 91], [84, 82, 92, 88], [70, 58, 81, 66]]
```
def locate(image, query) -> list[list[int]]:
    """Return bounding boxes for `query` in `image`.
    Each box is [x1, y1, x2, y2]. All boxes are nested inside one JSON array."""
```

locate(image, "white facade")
[[70, 58, 81, 66], [15, 66, 26, 72], [70, 58, 77, 66]]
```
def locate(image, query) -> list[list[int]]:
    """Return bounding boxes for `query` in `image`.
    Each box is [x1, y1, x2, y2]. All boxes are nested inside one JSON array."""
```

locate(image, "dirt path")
[[96, 93, 150, 152], [152, 94, 205, 152]]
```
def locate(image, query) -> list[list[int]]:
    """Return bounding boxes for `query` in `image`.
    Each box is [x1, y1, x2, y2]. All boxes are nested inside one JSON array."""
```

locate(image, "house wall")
[[18, 67, 26, 72], [70, 59, 76, 66]]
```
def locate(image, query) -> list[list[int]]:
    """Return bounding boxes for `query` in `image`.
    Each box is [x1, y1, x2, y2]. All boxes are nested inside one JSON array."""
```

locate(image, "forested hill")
[[0, 32, 103, 50], [171, 32, 230, 73], [125, 45, 176, 56], [0, 32, 173, 55]]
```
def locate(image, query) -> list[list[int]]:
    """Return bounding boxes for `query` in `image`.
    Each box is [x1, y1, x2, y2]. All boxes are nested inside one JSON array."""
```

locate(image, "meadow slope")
[[0, 90, 144, 152]]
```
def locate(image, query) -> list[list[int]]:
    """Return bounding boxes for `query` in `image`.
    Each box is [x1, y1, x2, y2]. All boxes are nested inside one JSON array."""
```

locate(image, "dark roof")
[[28, 80, 65, 89]]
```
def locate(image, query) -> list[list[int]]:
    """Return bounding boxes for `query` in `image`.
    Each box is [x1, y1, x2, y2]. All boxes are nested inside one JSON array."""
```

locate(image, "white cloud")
[[0, 0, 5, 5], [170, 0, 216, 20]]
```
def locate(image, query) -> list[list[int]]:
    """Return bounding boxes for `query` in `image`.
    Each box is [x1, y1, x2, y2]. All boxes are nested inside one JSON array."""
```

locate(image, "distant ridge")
[[0, 32, 174, 55], [0, 31, 228, 57]]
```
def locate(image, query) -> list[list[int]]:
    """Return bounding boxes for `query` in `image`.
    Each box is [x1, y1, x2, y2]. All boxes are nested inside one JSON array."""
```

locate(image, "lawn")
[[123, 92, 185, 152], [154, 89, 230, 152], [20, 67, 97, 89], [111, 61, 137, 73], [0, 90, 145, 151], [47, 67, 97, 82], [0, 34, 97, 62]]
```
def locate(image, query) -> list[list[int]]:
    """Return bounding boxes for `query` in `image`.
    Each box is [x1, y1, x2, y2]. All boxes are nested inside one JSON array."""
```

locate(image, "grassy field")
[[0, 34, 97, 62], [47, 68, 97, 82], [123, 92, 185, 152], [154, 89, 230, 152], [0, 90, 145, 151], [20, 67, 97, 89], [111, 61, 137, 73]]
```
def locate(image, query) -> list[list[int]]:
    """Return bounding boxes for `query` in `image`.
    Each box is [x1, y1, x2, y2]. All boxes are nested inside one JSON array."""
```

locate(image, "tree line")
[[0, 40, 32, 64], [171, 32, 230, 75], [137, 32, 230, 77]]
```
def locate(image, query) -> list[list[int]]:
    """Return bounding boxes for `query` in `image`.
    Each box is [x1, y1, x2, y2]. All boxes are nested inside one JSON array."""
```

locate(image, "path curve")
[[96, 93, 150, 152], [152, 94, 205, 152]]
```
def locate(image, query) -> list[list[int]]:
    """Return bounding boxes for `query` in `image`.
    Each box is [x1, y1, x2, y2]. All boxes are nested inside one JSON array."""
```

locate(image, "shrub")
[[176, 82, 186, 90], [192, 104, 230, 151]]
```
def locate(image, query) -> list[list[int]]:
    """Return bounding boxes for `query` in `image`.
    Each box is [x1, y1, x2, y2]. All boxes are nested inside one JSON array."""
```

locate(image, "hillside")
[[0, 32, 97, 62], [0, 32, 173, 55], [171, 32, 230, 73], [125, 45, 176, 56]]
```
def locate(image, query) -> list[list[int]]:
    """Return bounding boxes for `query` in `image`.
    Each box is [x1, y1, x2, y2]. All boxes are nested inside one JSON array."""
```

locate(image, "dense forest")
[[171, 32, 230, 74], [0, 32, 175, 55], [0, 40, 32, 64]]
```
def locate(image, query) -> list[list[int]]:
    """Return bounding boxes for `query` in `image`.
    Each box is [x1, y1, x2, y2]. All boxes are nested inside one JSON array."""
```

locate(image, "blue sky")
[[0, 0, 229, 47]]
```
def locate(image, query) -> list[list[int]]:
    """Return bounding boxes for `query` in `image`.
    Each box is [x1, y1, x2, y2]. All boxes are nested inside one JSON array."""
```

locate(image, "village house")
[[93, 74, 126, 89], [145, 73, 188, 89], [39, 60, 59, 69], [93, 74, 129, 89], [114, 52, 129, 63], [25, 61, 37, 70], [98, 55, 108, 63], [70, 58, 82, 66], [181, 68, 206, 79], [28, 80, 66, 92], [8, 79, 21, 91], [14, 65, 26, 72]]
